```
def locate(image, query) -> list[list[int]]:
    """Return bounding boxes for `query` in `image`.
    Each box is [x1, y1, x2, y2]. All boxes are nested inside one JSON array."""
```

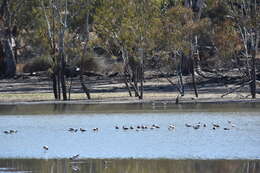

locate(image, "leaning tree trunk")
[[80, 72, 91, 99]]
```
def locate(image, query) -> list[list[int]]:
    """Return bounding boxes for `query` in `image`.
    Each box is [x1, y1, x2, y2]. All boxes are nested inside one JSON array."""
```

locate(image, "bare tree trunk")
[[133, 69, 140, 97], [121, 47, 140, 97], [139, 66, 144, 99], [123, 71, 132, 97], [80, 73, 91, 99], [52, 74, 58, 99], [60, 54, 67, 100], [3, 39, 16, 78], [250, 31, 258, 99], [68, 77, 73, 100], [0, 42, 5, 75], [191, 55, 198, 98], [80, 0, 91, 99], [179, 54, 185, 95], [139, 48, 144, 99], [189, 36, 199, 98], [57, 71, 61, 100]]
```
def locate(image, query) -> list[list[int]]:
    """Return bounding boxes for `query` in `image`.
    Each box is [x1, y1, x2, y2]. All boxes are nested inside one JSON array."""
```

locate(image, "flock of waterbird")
[[2, 120, 236, 154]]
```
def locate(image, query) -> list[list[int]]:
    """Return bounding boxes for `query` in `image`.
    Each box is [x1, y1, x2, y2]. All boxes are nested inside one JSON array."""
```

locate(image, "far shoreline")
[[1, 97, 260, 106]]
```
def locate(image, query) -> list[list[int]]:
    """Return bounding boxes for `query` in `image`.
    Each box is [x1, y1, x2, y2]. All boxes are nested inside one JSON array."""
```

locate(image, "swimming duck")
[[224, 128, 230, 130], [4, 130, 18, 134], [68, 128, 77, 132], [212, 123, 220, 128], [115, 126, 119, 129], [92, 128, 99, 131], [43, 145, 49, 151], [152, 124, 160, 128], [4, 130, 9, 134], [141, 125, 148, 129], [193, 124, 200, 130], [185, 123, 192, 127], [9, 130, 18, 134], [168, 124, 175, 130], [80, 128, 86, 132], [122, 126, 129, 130]]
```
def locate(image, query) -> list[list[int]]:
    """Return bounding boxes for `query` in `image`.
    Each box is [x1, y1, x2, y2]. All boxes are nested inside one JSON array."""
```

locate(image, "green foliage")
[[2, 0, 257, 74]]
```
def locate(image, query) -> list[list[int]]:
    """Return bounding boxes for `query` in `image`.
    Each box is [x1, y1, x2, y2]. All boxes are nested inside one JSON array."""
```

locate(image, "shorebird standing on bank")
[[70, 154, 80, 160]]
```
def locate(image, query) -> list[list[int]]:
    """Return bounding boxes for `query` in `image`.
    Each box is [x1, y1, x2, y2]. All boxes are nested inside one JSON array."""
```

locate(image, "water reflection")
[[0, 159, 259, 173], [1, 102, 260, 115]]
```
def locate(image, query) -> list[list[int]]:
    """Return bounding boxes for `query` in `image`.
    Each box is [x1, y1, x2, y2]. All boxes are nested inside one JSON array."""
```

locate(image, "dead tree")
[[227, 0, 259, 98]]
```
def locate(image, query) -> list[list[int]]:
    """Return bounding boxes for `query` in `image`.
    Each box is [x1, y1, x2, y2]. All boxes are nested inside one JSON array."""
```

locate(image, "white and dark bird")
[[70, 154, 80, 160], [92, 128, 99, 131], [80, 128, 86, 132], [224, 128, 230, 130], [43, 145, 49, 151], [193, 124, 200, 130], [212, 123, 220, 128], [185, 123, 192, 127], [9, 130, 18, 133], [71, 165, 80, 172], [68, 128, 78, 132], [4, 130, 10, 134]]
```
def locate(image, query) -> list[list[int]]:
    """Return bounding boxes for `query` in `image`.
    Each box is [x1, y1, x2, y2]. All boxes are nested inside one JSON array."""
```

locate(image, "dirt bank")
[[0, 72, 259, 104]]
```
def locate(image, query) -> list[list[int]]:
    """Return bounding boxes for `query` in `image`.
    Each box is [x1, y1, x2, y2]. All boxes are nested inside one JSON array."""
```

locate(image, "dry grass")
[[0, 73, 259, 103], [0, 91, 257, 103]]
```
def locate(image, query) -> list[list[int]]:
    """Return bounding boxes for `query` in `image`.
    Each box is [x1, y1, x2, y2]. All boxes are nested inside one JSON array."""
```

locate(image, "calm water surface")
[[0, 103, 259, 172]]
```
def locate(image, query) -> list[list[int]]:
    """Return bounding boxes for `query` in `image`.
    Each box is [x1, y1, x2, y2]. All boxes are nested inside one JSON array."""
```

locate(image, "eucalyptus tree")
[[41, 0, 71, 100], [156, 2, 210, 97], [94, 0, 160, 99], [0, 0, 26, 78], [225, 0, 260, 98]]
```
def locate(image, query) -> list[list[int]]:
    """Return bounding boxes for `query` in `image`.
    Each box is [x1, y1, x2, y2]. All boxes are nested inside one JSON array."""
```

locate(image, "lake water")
[[0, 103, 259, 172]]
